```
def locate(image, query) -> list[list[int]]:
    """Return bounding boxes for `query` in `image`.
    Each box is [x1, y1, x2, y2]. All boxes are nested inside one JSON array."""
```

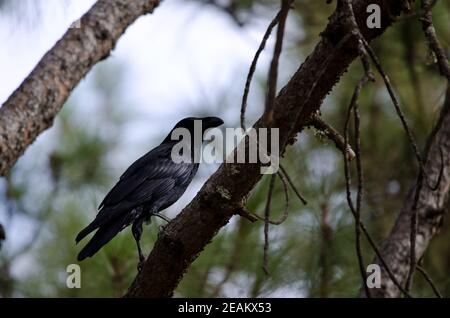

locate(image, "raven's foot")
[[137, 254, 145, 272], [152, 212, 171, 223]]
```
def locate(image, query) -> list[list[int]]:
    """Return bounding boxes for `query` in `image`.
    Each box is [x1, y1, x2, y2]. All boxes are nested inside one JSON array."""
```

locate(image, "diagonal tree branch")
[[0, 0, 161, 176], [125, 0, 412, 298]]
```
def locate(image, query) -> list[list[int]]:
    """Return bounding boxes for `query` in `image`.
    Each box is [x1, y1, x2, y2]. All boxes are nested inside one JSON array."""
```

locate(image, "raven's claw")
[[138, 259, 144, 273], [152, 213, 171, 223]]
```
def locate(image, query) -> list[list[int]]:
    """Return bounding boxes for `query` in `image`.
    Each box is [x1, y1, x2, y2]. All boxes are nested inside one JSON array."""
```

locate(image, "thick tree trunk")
[[370, 85, 450, 297], [125, 0, 412, 297], [0, 0, 161, 176]]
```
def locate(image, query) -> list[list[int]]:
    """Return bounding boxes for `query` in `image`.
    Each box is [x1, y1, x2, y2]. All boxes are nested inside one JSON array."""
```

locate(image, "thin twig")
[[308, 114, 356, 161], [264, 0, 292, 124], [237, 0, 303, 238], [238, 0, 304, 211], [420, 0, 450, 81], [342, 112, 413, 298], [279, 164, 307, 205], [271, 171, 290, 225], [340, 0, 422, 296], [343, 64, 372, 298], [360, 37, 425, 182], [344, 0, 424, 171], [240, 11, 281, 130], [341, 0, 413, 298], [236, 206, 259, 222], [397, 0, 438, 21], [354, 78, 368, 300], [416, 265, 443, 298], [241, 172, 291, 225], [263, 174, 276, 275]]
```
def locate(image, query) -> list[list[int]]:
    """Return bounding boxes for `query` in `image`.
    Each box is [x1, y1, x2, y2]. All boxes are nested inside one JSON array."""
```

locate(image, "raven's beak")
[[203, 117, 223, 143], [205, 117, 224, 129]]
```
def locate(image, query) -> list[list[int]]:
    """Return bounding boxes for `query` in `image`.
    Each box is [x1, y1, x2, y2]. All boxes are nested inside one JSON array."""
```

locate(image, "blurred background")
[[0, 0, 449, 297]]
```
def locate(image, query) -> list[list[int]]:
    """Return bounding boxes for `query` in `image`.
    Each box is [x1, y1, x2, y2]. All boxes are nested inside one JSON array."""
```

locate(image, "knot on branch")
[[158, 227, 185, 257]]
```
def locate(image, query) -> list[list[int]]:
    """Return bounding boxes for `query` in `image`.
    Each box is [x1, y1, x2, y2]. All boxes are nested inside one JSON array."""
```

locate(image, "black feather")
[[77, 214, 130, 261]]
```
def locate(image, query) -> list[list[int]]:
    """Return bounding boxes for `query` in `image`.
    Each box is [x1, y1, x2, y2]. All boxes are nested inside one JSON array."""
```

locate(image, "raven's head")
[[163, 116, 224, 144], [173, 116, 224, 132]]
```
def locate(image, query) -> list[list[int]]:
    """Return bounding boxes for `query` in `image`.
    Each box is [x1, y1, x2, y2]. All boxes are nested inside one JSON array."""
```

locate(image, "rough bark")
[[370, 85, 450, 297], [125, 0, 412, 298], [0, 0, 161, 176]]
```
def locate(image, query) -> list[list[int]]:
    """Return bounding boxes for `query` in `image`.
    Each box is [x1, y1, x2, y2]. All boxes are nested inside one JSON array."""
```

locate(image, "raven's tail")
[[77, 215, 129, 261], [75, 205, 130, 244]]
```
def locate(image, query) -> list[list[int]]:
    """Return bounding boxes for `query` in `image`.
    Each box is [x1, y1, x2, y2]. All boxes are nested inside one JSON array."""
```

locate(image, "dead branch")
[[308, 114, 356, 161]]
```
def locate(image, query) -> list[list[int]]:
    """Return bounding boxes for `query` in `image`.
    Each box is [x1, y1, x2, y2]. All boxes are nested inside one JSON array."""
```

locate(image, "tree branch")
[[0, 0, 161, 176], [369, 84, 450, 297], [125, 0, 411, 298], [308, 114, 356, 161]]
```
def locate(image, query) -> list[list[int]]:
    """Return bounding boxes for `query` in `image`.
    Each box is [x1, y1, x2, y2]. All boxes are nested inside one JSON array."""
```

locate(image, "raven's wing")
[[76, 176, 187, 260], [76, 143, 194, 243], [99, 142, 177, 209]]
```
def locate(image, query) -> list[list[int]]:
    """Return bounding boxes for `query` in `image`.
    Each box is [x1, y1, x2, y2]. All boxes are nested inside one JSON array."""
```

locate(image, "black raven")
[[76, 116, 223, 268]]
